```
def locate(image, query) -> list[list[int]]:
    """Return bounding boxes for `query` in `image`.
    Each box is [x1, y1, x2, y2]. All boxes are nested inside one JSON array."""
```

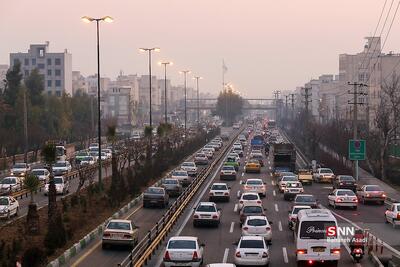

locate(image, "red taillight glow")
[[194, 214, 199, 219], [354, 248, 362, 253], [330, 249, 340, 254], [235, 251, 241, 258], [103, 232, 111, 237], [192, 251, 199, 261], [266, 226, 271, 231], [397, 213, 400, 220], [353, 198, 358, 202], [224, 192, 229, 196], [366, 193, 370, 197], [164, 251, 171, 261], [297, 249, 307, 254], [123, 234, 132, 239], [262, 252, 268, 258], [212, 215, 218, 219], [308, 260, 313, 264], [209, 192, 214, 196], [382, 194, 387, 198], [257, 200, 262, 204], [243, 227, 248, 230]]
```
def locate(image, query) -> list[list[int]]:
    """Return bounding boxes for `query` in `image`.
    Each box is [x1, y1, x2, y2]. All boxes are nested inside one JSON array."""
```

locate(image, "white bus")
[[294, 209, 340, 267]]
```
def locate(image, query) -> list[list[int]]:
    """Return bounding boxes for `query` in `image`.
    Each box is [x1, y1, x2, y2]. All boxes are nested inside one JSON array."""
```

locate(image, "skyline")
[[1, 0, 399, 97]]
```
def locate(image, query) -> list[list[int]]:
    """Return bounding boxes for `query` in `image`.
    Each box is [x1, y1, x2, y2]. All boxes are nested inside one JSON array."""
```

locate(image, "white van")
[[294, 209, 340, 267]]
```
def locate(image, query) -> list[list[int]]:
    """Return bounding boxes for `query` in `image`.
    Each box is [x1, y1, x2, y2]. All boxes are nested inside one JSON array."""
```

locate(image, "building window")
[[38, 48, 44, 57], [47, 80, 52, 87], [47, 58, 52, 65], [24, 70, 29, 76], [47, 69, 52, 76], [55, 69, 61, 76], [38, 63, 45, 69], [55, 80, 61, 87], [32, 58, 36, 65], [55, 91, 61, 97], [24, 58, 29, 66], [55, 58, 61, 65], [13, 59, 20, 65]]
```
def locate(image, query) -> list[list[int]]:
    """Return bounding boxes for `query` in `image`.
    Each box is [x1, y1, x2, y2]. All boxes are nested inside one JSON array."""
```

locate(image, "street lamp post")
[[180, 70, 191, 136], [159, 61, 173, 124], [81, 15, 113, 189], [139, 47, 160, 128], [193, 76, 202, 127]]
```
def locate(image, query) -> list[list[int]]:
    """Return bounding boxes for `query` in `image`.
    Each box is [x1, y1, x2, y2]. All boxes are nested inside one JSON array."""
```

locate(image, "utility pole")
[[285, 95, 289, 120], [290, 93, 295, 120], [274, 90, 281, 122], [301, 86, 312, 120], [348, 82, 368, 180], [23, 88, 28, 163]]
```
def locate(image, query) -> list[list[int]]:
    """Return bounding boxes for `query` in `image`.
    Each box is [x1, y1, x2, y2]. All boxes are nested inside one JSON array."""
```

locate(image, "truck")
[[251, 134, 264, 150], [272, 143, 296, 173]]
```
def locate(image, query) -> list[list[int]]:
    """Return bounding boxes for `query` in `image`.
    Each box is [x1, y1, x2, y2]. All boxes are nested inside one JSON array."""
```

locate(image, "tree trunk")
[[48, 163, 57, 219], [26, 203, 40, 235]]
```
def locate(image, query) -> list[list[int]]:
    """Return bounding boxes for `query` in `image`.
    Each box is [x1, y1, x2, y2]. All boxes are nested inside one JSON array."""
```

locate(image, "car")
[[234, 235, 270, 266], [220, 165, 237, 180], [204, 145, 216, 153], [385, 203, 400, 228], [240, 205, 266, 225], [143, 187, 169, 208], [31, 168, 50, 182], [209, 142, 221, 151], [278, 175, 298, 193], [313, 168, 335, 183], [44, 176, 70, 195], [249, 153, 264, 166], [194, 153, 208, 165], [89, 143, 99, 150], [356, 185, 386, 205], [80, 156, 96, 166], [0, 196, 19, 219], [294, 194, 318, 208], [171, 170, 191, 186], [283, 181, 304, 201], [131, 132, 142, 141], [297, 169, 313, 185], [103, 148, 112, 158], [288, 205, 311, 230], [224, 156, 240, 171], [221, 133, 229, 141], [333, 175, 357, 191], [163, 236, 204, 267], [209, 183, 230, 202], [193, 202, 221, 227], [243, 179, 266, 197], [89, 151, 99, 161], [162, 178, 183, 197], [228, 152, 241, 162], [242, 216, 272, 243], [328, 189, 358, 209], [0, 177, 22, 193], [52, 161, 72, 175], [244, 159, 261, 173], [202, 148, 214, 159], [206, 264, 236, 267], [238, 192, 262, 211], [232, 146, 244, 157], [75, 151, 89, 164], [102, 219, 139, 249], [10, 162, 30, 177], [181, 162, 198, 177]]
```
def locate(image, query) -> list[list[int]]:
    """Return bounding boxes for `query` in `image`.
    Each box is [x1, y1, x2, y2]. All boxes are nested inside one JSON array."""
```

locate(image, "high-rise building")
[[0, 64, 8, 93], [9, 42, 72, 96]]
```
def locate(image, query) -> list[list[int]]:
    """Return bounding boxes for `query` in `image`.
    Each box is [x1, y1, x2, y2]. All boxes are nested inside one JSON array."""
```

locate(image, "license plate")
[[111, 234, 122, 239], [150, 200, 157, 203], [215, 192, 223, 195], [355, 254, 361, 257], [313, 247, 325, 252]]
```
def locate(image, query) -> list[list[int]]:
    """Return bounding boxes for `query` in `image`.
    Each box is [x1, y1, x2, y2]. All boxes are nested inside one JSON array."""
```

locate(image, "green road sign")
[[349, 139, 366, 160]]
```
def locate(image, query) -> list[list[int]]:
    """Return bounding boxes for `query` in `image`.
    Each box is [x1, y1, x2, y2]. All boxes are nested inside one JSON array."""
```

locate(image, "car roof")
[[242, 192, 259, 196], [246, 178, 262, 182], [108, 219, 131, 224], [212, 183, 228, 186], [240, 235, 264, 241], [169, 236, 197, 241], [292, 205, 312, 209], [246, 215, 268, 220], [198, 202, 216, 206]]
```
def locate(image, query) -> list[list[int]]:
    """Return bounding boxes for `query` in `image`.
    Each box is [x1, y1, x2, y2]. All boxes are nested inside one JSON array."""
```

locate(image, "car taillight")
[[308, 260, 314, 264], [164, 250, 171, 261], [192, 251, 199, 261], [366, 193, 370, 197], [262, 252, 268, 258], [297, 249, 307, 254], [354, 248, 362, 254], [244, 186, 250, 190], [291, 217, 296, 221], [209, 192, 214, 196], [382, 194, 386, 198], [257, 200, 262, 204], [103, 232, 111, 237], [123, 234, 132, 239], [397, 213, 400, 220], [212, 215, 218, 219], [337, 198, 343, 202], [243, 227, 248, 230], [353, 198, 358, 202], [340, 182, 343, 185], [330, 249, 340, 254], [194, 214, 199, 219], [266, 226, 271, 231], [235, 251, 241, 258], [239, 201, 243, 204], [224, 192, 229, 196]]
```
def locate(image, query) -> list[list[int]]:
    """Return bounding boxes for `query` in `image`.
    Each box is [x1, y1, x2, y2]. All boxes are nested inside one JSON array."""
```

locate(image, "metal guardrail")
[[118, 127, 243, 267]]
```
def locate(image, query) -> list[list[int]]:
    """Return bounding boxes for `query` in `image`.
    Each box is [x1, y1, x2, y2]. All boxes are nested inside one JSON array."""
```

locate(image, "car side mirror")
[[269, 221, 273, 225]]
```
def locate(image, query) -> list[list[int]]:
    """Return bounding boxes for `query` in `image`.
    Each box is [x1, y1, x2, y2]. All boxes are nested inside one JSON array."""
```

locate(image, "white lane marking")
[[273, 190, 276, 197], [229, 222, 235, 233], [271, 181, 275, 186], [282, 247, 289, 263], [268, 161, 271, 164], [323, 186, 333, 190], [274, 204, 279, 212], [278, 221, 283, 231], [234, 204, 238, 212], [241, 172, 244, 177], [223, 248, 229, 263], [270, 172, 273, 176]]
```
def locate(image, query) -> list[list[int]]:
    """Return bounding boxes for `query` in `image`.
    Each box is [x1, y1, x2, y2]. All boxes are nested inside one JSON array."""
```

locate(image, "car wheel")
[[353, 206, 357, 210]]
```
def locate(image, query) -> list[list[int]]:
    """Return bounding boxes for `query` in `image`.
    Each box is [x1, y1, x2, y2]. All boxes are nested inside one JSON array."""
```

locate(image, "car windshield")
[[242, 194, 258, 200], [32, 170, 45, 175], [1, 178, 16, 184], [173, 171, 187, 176], [240, 239, 264, 249], [227, 157, 236, 162], [243, 206, 263, 213], [247, 219, 267, 226], [222, 166, 234, 171], [283, 176, 297, 181], [77, 152, 87, 156], [320, 169, 333, 174], [365, 185, 382, 191], [197, 205, 216, 212], [248, 160, 259, 164], [163, 179, 178, 185], [54, 177, 63, 184], [339, 176, 354, 181], [247, 180, 262, 185], [13, 163, 26, 168], [54, 162, 66, 167], [211, 184, 227, 190], [83, 157, 93, 161], [107, 221, 131, 230], [293, 207, 310, 214], [296, 195, 315, 202], [168, 240, 196, 249], [196, 153, 206, 157], [251, 154, 262, 159], [182, 162, 194, 167], [0, 198, 9, 205], [337, 190, 355, 196], [147, 187, 164, 194]]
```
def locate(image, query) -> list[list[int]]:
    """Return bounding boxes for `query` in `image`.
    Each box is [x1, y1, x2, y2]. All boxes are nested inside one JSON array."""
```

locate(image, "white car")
[[102, 219, 139, 249], [242, 216, 272, 243], [234, 235, 270, 266], [228, 153, 240, 162], [53, 161, 72, 175], [80, 156, 96, 166], [10, 162, 30, 177], [385, 203, 400, 228], [288, 205, 311, 230], [31, 168, 50, 182], [278, 175, 298, 192], [181, 162, 198, 176], [328, 189, 358, 209], [209, 183, 230, 202], [44, 176, 70, 195], [194, 153, 208, 165], [233, 147, 244, 157], [238, 192, 262, 211], [0, 177, 22, 193], [193, 202, 221, 227], [206, 264, 236, 267], [203, 145, 216, 152], [103, 148, 112, 158], [89, 143, 99, 151], [313, 168, 335, 183], [163, 236, 204, 267], [243, 179, 266, 197], [0, 196, 19, 219], [171, 170, 191, 186], [202, 148, 214, 159], [220, 165, 237, 180]]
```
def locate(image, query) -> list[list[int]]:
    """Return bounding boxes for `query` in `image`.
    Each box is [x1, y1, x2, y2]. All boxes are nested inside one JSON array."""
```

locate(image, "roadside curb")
[[369, 251, 385, 267]]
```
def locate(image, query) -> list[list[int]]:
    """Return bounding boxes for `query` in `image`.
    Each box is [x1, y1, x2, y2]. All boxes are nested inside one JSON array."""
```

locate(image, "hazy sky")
[[1, 0, 399, 97]]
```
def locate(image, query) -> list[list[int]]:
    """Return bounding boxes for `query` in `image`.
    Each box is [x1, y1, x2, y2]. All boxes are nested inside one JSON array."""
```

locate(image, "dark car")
[[333, 175, 357, 191], [293, 194, 318, 208], [239, 205, 265, 225], [143, 187, 169, 208]]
